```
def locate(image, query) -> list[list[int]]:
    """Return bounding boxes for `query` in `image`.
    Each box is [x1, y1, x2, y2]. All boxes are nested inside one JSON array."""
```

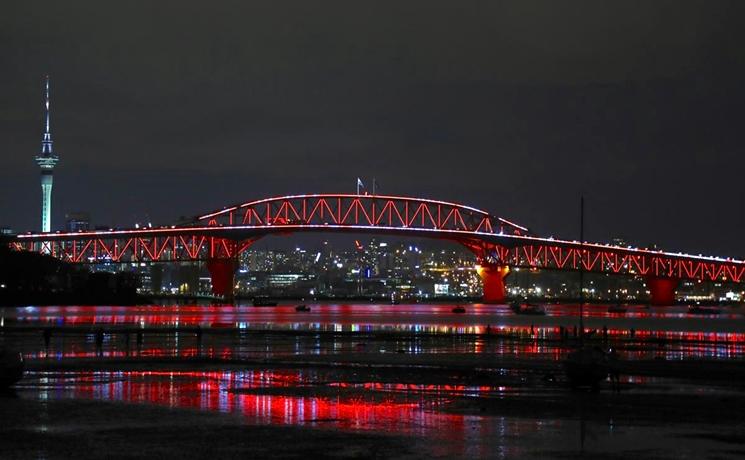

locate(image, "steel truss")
[[197, 194, 529, 236], [11, 194, 745, 283], [462, 240, 745, 283], [11, 236, 256, 264]]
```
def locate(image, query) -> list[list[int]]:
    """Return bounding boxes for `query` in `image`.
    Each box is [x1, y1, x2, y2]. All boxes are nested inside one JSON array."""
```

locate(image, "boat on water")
[[295, 304, 310, 312], [253, 297, 278, 307], [0, 348, 24, 388], [519, 304, 546, 315], [510, 302, 546, 315], [687, 305, 721, 315], [452, 306, 466, 313]]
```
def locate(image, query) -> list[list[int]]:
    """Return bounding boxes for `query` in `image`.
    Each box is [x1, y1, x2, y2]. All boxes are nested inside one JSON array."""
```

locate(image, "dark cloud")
[[1, 1, 744, 256]]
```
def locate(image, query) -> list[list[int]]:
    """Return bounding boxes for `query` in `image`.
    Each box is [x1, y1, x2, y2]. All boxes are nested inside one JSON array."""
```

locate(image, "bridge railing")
[[13, 230, 745, 283], [11, 236, 255, 264], [464, 238, 745, 283]]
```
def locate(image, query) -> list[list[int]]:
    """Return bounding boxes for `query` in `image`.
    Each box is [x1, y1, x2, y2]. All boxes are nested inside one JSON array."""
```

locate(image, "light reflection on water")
[[3, 304, 745, 361], [23, 369, 514, 439], [20, 368, 583, 458], [6, 303, 745, 327], [5, 304, 743, 457], [14, 332, 568, 362], [15, 369, 724, 458], [12, 328, 742, 362]]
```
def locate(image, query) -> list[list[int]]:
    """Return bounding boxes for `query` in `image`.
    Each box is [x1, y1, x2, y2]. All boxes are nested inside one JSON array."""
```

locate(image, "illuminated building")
[[65, 212, 90, 232], [34, 75, 59, 233]]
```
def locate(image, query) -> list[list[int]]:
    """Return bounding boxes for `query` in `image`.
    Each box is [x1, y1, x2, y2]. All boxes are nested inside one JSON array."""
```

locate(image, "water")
[[6, 303, 745, 330], [2, 303, 745, 458], [4, 303, 745, 359]]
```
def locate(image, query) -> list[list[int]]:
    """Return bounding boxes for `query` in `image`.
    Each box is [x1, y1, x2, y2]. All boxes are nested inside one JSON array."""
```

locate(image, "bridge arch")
[[194, 194, 528, 301], [195, 193, 530, 237]]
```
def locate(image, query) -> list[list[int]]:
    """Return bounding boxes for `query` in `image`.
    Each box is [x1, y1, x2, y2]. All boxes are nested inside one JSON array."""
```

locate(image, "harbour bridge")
[[10, 193, 745, 305]]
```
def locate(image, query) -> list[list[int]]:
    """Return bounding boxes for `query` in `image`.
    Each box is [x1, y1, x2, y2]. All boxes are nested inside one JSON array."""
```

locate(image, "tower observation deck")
[[34, 75, 59, 233]]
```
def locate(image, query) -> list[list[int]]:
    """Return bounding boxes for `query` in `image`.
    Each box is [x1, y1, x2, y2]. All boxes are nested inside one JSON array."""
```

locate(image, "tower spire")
[[35, 75, 59, 233], [42, 75, 53, 155]]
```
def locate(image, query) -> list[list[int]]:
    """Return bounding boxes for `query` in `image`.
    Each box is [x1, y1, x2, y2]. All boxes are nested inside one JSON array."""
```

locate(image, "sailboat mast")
[[579, 196, 585, 342]]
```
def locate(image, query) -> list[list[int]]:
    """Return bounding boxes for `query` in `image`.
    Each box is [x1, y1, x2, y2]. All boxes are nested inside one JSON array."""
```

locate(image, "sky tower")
[[35, 75, 59, 232]]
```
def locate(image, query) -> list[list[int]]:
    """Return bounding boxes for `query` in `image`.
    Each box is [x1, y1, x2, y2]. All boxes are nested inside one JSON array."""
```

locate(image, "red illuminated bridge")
[[11, 193, 745, 305]]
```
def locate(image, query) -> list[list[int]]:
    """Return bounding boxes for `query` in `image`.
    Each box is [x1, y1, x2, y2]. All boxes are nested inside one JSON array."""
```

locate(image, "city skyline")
[[127, 236, 740, 303]]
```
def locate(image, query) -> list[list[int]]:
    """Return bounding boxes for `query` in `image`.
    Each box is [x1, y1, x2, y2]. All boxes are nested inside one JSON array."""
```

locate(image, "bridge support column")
[[646, 276, 678, 306], [476, 264, 510, 304], [206, 258, 238, 299]]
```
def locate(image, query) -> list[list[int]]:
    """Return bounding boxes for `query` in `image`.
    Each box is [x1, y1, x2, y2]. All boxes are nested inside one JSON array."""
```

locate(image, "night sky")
[[2, 1, 744, 257]]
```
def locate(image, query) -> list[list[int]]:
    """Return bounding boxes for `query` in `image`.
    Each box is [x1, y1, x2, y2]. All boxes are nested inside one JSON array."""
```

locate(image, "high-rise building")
[[35, 75, 59, 232], [65, 212, 90, 232]]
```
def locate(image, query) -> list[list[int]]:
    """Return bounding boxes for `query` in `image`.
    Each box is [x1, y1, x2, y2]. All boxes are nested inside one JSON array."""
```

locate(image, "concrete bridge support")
[[206, 258, 238, 299], [476, 264, 510, 304], [646, 276, 679, 306]]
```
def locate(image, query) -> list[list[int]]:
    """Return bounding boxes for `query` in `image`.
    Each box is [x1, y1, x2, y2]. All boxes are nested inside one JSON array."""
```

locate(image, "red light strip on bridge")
[[198, 193, 514, 224], [16, 224, 745, 265]]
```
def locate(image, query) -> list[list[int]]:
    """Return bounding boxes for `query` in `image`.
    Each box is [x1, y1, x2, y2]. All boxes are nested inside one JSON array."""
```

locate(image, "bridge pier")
[[476, 264, 510, 304], [206, 258, 238, 300], [646, 276, 679, 306]]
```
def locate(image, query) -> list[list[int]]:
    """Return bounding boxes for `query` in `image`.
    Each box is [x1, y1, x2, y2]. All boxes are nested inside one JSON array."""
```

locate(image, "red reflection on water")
[[25, 347, 203, 361], [7, 304, 745, 329], [330, 382, 509, 397], [7, 304, 742, 323], [35, 369, 474, 437], [6, 305, 745, 361]]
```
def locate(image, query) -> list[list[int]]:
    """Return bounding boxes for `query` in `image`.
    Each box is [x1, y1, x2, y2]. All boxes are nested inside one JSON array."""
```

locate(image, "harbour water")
[[2, 303, 744, 458]]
